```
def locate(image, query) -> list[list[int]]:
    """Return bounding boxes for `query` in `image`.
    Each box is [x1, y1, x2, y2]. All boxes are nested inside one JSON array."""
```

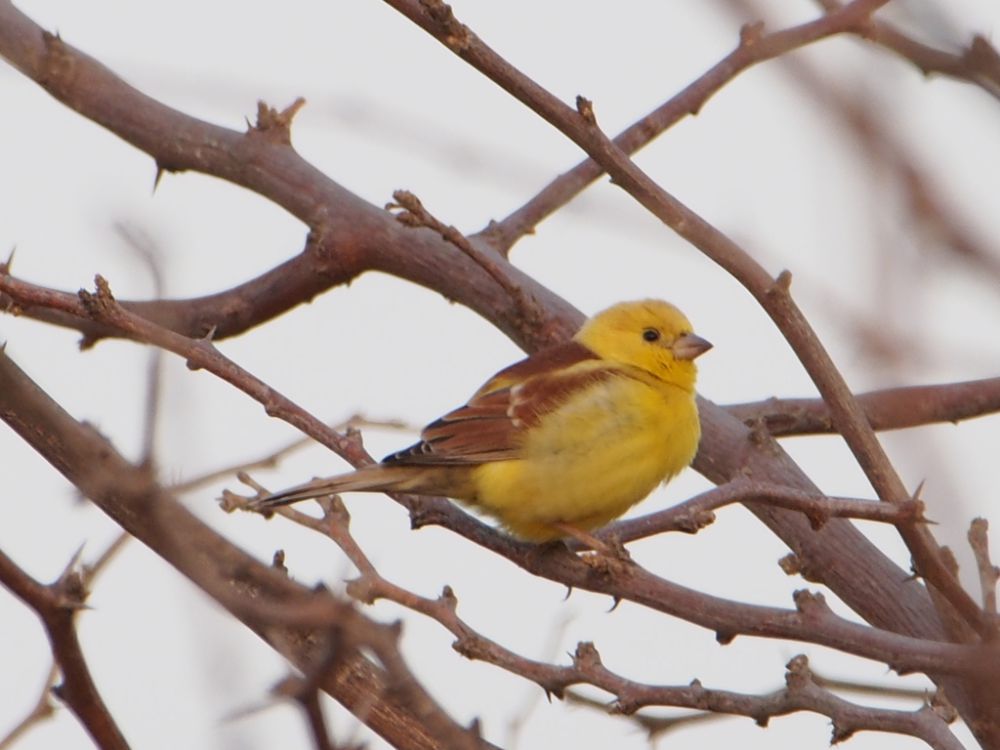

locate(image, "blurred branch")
[[482, 0, 903, 254], [727, 0, 1000, 289], [0, 348, 490, 750], [0, 2, 578, 350], [816, 0, 1000, 99], [169, 414, 414, 495], [0, 548, 130, 750], [726, 376, 1000, 436], [113, 223, 166, 466]]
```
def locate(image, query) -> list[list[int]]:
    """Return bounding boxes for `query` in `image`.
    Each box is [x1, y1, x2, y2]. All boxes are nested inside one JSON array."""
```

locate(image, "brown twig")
[[169, 415, 413, 495], [816, 0, 1000, 100], [0, 548, 130, 750], [726, 377, 1000, 436], [388, 190, 543, 334], [306, 508, 968, 750], [481, 0, 902, 255], [0, 348, 492, 750], [258, 482, 997, 682], [598, 479, 926, 547]]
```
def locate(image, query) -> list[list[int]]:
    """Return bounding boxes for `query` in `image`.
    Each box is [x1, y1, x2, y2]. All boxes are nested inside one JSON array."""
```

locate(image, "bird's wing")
[[383, 340, 613, 465]]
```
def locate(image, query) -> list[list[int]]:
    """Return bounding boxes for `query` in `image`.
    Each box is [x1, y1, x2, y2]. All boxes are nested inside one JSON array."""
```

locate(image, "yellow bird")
[[254, 299, 711, 542]]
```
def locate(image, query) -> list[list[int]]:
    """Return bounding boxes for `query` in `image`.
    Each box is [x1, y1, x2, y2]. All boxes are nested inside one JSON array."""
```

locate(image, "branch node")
[[272, 549, 288, 575], [575, 95, 596, 125], [571, 641, 602, 671], [438, 585, 458, 611], [783, 653, 812, 690], [793, 589, 831, 619], [739, 21, 765, 47], [345, 575, 379, 605], [77, 275, 116, 319], [250, 98, 306, 145], [420, 0, 472, 51]]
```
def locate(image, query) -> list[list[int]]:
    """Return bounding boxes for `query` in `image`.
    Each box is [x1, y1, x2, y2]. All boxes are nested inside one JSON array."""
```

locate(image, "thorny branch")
[[0, 349, 490, 750], [2, 0, 1000, 746], [0, 548, 130, 750], [726, 378, 1000, 436], [382, 0, 990, 641], [305, 500, 964, 749]]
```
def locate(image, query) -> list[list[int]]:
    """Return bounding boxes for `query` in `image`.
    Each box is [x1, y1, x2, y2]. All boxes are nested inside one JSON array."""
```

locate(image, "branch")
[[293, 499, 966, 749], [483, 0, 898, 254], [571, 652, 960, 750], [236, 483, 998, 681], [3, 1, 995, 738], [726, 377, 1000, 436], [0, 548, 130, 750], [0, 3, 577, 350], [600, 479, 926, 546], [816, 0, 1000, 100], [0, 348, 491, 750]]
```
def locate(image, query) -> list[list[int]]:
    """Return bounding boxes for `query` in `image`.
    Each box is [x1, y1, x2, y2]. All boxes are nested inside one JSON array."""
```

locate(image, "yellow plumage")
[[254, 299, 711, 542]]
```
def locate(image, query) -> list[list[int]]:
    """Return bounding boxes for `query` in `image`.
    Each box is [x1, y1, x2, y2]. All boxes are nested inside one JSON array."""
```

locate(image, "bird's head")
[[575, 299, 712, 391]]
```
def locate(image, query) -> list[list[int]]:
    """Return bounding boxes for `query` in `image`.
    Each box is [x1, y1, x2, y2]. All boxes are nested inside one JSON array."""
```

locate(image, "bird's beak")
[[672, 333, 712, 361]]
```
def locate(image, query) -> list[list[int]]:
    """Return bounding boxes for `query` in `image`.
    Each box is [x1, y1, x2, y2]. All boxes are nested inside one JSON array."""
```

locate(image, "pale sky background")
[[2, 1, 1000, 749]]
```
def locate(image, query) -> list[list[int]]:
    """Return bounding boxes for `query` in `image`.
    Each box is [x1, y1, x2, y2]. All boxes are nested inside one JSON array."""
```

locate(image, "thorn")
[[153, 163, 166, 193], [606, 596, 622, 613], [715, 629, 736, 645], [2, 245, 15, 273]]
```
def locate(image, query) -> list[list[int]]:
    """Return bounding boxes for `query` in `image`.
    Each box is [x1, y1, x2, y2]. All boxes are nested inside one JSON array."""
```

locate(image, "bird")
[[251, 299, 711, 543]]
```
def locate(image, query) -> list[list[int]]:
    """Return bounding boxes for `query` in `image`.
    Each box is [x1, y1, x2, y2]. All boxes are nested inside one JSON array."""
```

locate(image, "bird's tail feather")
[[251, 465, 410, 510]]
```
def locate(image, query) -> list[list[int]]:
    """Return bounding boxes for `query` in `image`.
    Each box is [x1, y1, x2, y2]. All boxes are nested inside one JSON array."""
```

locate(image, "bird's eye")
[[642, 328, 660, 342]]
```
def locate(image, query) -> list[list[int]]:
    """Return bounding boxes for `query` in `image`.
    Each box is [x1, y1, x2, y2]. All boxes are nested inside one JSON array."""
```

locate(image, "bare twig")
[[0, 348, 492, 750], [481, 0, 908, 254], [816, 0, 1000, 99], [598, 479, 926, 548], [170, 415, 414, 495], [259, 486, 999, 682], [726, 377, 1000, 436], [0, 548, 130, 750], [304, 510, 969, 750]]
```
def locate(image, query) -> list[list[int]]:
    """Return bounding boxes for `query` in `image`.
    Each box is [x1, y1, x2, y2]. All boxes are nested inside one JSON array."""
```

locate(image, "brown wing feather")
[[383, 341, 614, 466]]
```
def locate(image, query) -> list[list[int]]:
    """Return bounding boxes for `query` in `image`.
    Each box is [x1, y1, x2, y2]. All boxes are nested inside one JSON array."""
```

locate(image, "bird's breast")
[[472, 374, 700, 539]]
